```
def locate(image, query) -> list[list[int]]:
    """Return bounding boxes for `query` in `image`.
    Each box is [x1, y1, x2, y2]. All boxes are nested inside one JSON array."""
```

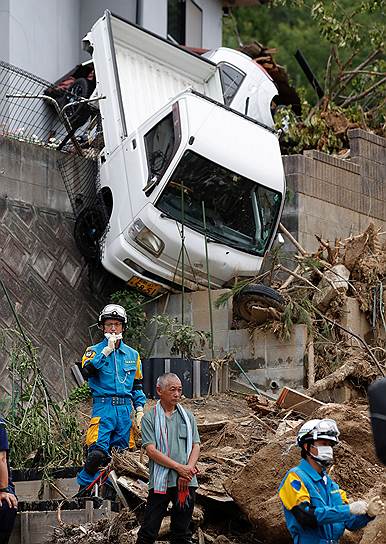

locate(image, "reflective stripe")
[[93, 396, 131, 405], [86, 416, 100, 446]]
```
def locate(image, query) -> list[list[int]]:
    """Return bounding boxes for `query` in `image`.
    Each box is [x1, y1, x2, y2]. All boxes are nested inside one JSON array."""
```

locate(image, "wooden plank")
[[276, 387, 325, 416]]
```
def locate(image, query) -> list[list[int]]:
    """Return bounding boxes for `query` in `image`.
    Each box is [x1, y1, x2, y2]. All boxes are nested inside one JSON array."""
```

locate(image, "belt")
[[93, 396, 132, 406], [320, 540, 339, 544]]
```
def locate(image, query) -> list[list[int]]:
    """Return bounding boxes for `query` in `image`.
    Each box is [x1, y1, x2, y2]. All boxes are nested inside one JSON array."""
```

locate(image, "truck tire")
[[234, 283, 285, 323], [74, 207, 107, 262], [63, 77, 91, 129]]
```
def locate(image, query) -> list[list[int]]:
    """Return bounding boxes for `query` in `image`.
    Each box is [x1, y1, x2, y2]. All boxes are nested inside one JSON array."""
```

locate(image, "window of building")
[[167, 0, 186, 45], [167, 0, 202, 47]]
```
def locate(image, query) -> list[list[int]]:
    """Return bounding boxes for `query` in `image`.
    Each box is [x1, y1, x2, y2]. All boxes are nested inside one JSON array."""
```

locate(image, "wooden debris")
[[276, 387, 325, 416]]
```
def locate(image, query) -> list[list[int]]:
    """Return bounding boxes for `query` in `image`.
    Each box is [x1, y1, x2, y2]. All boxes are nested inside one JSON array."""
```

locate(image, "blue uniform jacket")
[[81, 338, 146, 409], [0, 416, 15, 495], [279, 459, 371, 543]]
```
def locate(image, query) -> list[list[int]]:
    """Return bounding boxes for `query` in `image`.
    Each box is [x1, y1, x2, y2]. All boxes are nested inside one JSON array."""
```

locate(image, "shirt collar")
[[299, 458, 325, 482]]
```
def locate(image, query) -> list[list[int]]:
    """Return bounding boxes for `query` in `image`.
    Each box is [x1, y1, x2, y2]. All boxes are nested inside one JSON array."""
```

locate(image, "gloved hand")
[[102, 334, 116, 357], [367, 496, 385, 517], [135, 407, 144, 428], [349, 500, 368, 515]]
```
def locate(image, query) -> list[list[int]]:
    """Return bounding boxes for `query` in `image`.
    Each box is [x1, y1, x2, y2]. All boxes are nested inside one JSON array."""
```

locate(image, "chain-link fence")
[[1, 60, 109, 263]]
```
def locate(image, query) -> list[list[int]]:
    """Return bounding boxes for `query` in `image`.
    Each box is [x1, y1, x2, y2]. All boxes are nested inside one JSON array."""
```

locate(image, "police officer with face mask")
[[278, 418, 385, 544], [77, 304, 147, 493]]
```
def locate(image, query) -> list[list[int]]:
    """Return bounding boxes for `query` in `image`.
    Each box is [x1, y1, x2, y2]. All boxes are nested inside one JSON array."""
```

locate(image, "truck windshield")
[[155, 151, 282, 255]]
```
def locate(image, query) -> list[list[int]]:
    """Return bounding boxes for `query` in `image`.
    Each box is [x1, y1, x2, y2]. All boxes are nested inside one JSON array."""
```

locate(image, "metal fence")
[[0, 60, 109, 264]]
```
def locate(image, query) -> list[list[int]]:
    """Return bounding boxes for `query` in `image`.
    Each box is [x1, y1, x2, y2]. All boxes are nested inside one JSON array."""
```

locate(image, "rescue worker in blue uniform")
[[77, 304, 147, 492], [278, 418, 384, 544], [0, 415, 17, 544]]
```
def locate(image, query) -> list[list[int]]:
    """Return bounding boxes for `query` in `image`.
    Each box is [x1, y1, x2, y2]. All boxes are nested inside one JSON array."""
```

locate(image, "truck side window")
[[144, 113, 176, 195], [218, 63, 245, 106]]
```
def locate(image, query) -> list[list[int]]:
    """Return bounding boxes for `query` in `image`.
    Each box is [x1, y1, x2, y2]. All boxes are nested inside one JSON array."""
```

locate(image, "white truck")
[[83, 10, 285, 299]]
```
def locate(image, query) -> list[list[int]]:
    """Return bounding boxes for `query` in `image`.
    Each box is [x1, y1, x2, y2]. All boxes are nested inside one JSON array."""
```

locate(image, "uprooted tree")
[[224, 0, 385, 154]]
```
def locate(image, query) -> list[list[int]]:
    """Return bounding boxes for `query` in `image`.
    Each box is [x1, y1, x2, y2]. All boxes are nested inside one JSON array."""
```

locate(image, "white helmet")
[[297, 418, 340, 447], [98, 304, 127, 326]]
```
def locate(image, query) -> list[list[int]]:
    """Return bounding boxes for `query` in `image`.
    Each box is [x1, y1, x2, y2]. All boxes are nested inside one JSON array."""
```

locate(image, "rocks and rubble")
[[49, 392, 386, 544], [50, 224, 386, 543]]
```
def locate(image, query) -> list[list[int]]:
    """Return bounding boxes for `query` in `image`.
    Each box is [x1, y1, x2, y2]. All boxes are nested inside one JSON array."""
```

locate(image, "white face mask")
[[105, 333, 123, 340], [314, 445, 334, 466]]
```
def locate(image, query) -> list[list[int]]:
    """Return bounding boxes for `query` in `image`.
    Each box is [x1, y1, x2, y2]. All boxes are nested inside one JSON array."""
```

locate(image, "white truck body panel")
[[85, 12, 223, 153]]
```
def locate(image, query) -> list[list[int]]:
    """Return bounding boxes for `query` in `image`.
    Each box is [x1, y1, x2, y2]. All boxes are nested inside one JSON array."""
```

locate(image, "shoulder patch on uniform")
[[84, 349, 96, 359], [291, 479, 302, 492]]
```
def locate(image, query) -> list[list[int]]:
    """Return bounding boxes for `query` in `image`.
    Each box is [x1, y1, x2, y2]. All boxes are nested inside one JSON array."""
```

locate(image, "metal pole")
[[201, 201, 215, 360], [181, 182, 185, 325]]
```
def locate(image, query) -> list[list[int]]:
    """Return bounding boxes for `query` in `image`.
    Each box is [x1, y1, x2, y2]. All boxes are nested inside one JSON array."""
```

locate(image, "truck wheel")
[[234, 283, 285, 323], [74, 207, 107, 262], [64, 77, 91, 129]]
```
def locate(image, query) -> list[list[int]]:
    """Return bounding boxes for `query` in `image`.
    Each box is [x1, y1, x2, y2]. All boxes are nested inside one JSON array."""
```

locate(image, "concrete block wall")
[[0, 138, 71, 213], [1, 128, 385, 399], [149, 290, 308, 391], [282, 129, 386, 252]]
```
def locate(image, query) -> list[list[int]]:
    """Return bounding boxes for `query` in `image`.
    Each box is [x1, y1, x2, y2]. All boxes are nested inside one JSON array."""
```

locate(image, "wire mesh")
[[1, 60, 67, 145], [0, 59, 109, 263]]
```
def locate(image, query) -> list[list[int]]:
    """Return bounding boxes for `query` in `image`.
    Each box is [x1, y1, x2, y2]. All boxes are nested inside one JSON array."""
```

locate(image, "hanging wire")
[[201, 200, 215, 360]]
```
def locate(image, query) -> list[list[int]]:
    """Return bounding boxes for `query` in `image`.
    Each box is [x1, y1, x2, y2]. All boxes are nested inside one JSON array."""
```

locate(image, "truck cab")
[[84, 11, 285, 295]]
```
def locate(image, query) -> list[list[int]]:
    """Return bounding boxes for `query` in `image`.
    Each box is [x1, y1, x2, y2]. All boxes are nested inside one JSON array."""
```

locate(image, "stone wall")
[[282, 129, 386, 252], [0, 129, 385, 398], [0, 138, 122, 400]]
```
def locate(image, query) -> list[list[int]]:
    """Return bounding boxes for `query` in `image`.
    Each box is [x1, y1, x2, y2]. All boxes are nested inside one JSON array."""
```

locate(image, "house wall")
[[2, 0, 224, 83]]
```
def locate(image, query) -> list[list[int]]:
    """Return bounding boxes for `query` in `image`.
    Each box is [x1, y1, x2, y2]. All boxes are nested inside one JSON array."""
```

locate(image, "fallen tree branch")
[[314, 309, 385, 376]]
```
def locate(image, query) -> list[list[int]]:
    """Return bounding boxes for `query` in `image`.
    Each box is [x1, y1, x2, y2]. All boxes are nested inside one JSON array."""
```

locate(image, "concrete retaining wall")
[[282, 129, 386, 252], [0, 129, 385, 398]]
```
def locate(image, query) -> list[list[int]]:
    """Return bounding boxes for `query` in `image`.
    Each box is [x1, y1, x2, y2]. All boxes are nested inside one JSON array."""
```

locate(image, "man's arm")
[[279, 472, 354, 527], [0, 451, 17, 509], [187, 443, 200, 471], [131, 355, 147, 410], [145, 444, 196, 480]]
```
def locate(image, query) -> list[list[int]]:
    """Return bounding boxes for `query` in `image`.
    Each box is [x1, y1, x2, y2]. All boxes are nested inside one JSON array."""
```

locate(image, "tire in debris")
[[234, 283, 285, 323], [74, 207, 107, 262], [63, 77, 92, 129]]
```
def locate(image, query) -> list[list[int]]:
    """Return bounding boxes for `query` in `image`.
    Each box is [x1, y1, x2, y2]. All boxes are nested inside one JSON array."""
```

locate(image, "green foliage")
[[4, 332, 84, 470], [280, 297, 314, 340], [110, 290, 149, 351], [68, 382, 92, 403], [153, 315, 210, 359], [223, 0, 385, 153]]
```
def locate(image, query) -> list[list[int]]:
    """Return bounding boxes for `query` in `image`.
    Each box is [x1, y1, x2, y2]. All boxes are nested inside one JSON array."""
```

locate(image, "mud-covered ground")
[[52, 394, 386, 544]]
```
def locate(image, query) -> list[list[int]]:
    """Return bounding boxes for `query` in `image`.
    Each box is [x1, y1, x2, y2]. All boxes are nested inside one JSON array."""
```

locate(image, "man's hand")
[[102, 334, 116, 357], [0, 491, 17, 509], [367, 496, 385, 517], [135, 407, 144, 429], [349, 500, 368, 515], [175, 464, 196, 480]]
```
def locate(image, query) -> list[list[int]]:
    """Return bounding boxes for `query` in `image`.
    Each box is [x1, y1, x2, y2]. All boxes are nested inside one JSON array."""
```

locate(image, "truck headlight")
[[125, 219, 165, 257]]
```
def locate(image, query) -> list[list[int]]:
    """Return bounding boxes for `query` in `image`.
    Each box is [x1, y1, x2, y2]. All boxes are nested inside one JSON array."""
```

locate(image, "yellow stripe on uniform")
[[279, 472, 311, 510], [82, 347, 96, 368], [134, 354, 143, 379], [338, 489, 349, 504]]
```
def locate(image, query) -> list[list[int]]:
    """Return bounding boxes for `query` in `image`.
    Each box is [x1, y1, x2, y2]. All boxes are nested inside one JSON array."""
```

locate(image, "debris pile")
[[49, 392, 386, 544], [232, 223, 386, 399]]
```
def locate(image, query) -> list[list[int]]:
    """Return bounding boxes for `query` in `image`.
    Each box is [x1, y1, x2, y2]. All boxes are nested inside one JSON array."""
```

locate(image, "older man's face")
[[157, 377, 183, 406]]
